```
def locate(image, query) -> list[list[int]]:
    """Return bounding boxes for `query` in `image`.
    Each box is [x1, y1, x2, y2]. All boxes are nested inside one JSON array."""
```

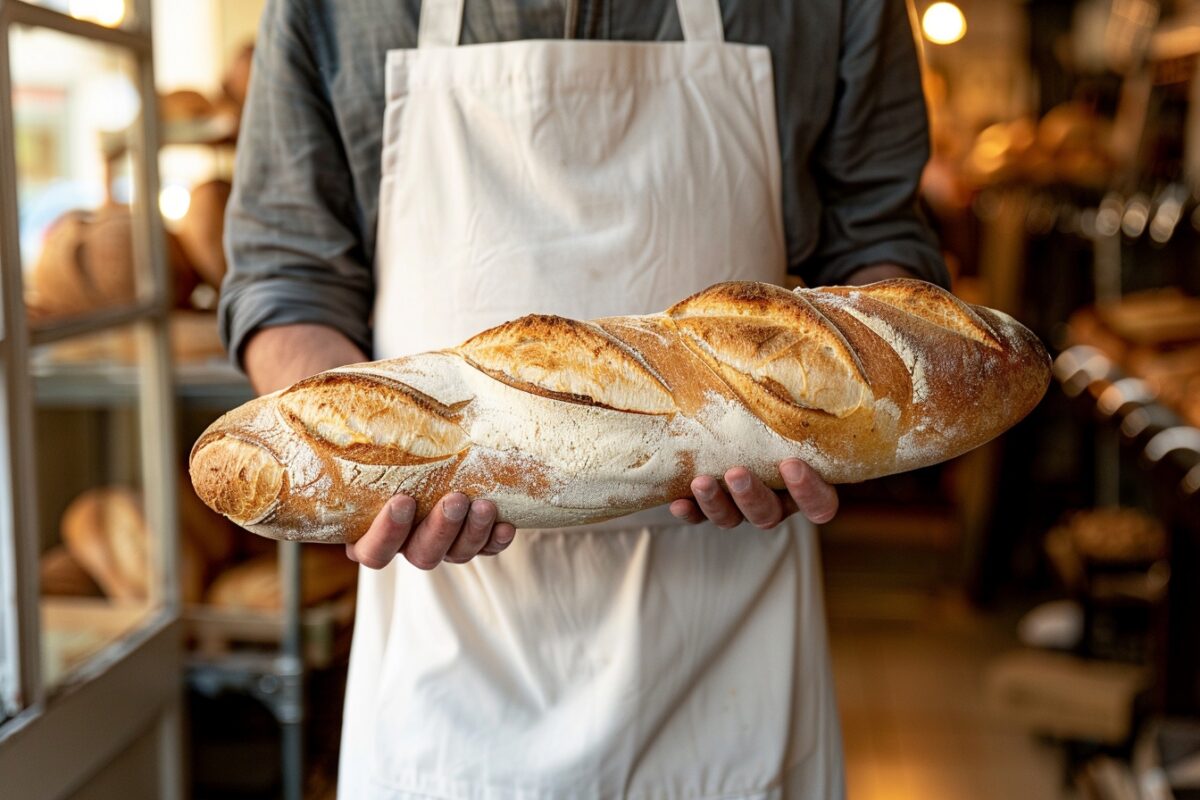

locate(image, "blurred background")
[[0, 0, 1198, 798]]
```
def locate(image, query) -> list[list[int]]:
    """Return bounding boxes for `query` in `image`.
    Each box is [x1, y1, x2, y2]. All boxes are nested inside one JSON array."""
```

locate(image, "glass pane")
[[19, 0, 142, 32], [9, 26, 157, 327], [31, 321, 167, 692], [0, 359, 19, 723]]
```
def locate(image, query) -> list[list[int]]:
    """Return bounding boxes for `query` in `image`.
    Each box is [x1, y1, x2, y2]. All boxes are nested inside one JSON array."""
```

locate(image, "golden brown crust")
[[458, 315, 677, 414], [190, 279, 1052, 543], [279, 371, 468, 466], [61, 487, 149, 601], [825, 279, 1002, 349], [190, 436, 286, 526]]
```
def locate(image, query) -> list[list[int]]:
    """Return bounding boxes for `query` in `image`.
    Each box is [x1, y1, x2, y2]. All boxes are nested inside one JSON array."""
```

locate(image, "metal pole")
[[278, 540, 304, 800]]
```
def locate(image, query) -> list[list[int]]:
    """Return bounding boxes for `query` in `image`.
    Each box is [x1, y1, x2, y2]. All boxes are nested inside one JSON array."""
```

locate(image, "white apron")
[[341, 1, 844, 796]]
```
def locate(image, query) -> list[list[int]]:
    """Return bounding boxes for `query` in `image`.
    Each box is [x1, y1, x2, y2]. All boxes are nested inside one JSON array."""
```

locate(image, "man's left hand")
[[669, 458, 838, 529], [669, 263, 916, 529]]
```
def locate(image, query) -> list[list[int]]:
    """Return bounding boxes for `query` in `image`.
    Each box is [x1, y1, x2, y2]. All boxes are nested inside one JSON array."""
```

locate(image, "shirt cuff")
[[807, 240, 951, 290], [219, 276, 373, 370]]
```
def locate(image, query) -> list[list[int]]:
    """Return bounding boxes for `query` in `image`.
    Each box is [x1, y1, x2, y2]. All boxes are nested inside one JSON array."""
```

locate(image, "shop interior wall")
[[63, 723, 160, 800]]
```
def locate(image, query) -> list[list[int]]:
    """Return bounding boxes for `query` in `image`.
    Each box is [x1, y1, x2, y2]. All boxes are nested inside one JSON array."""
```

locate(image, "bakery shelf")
[[1054, 344, 1200, 720], [102, 116, 238, 162], [28, 300, 163, 347], [32, 358, 252, 408], [40, 596, 153, 690], [184, 591, 356, 671]]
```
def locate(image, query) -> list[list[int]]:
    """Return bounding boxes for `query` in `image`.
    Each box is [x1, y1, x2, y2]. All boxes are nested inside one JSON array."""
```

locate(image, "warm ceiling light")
[[922, 2, 966, 45], [68, 0, 126, 28], [159, 184, 191, 222], [82, 74, 141, 132]]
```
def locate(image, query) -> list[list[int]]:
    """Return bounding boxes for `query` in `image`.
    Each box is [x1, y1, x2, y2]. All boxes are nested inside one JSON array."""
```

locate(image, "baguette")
[[190, 279, 1051, 543]]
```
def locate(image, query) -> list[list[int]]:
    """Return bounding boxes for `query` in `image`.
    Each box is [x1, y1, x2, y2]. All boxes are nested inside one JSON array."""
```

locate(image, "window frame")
[[0, 0, 183, 795]]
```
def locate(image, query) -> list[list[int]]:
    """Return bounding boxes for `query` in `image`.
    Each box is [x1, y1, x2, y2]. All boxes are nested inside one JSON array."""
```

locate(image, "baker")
[[221, 0, 949, 796]]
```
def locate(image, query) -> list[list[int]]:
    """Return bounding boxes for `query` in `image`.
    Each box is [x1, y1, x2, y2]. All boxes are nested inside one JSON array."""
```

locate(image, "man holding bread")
[[221, 0, 948, 796]]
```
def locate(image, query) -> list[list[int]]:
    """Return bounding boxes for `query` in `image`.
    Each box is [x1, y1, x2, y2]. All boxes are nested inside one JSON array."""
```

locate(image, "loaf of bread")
[[61, 487, 154, 601], [190, 279, 1051, 543], [177, 472, 237, 569], [61, 486, 209, 604], [27, 205, 196, 321], [39, 545, 103, 597], [177, 180, 231, 290], [205, 547, 358, 611]]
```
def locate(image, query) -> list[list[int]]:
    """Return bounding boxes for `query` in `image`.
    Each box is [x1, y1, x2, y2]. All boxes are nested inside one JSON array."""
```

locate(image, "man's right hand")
[[346, 494, 517, 570], [243, 324, 516, 570]]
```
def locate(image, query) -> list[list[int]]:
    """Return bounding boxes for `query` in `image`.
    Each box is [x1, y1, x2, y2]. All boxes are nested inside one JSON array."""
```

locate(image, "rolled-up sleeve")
[[807, 0, 949, 289], [219, 0, 374, 365]]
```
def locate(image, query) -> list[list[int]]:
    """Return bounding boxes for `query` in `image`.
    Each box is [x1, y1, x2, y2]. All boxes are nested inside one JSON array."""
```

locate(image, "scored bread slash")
[[189, 279, 1051, 543]]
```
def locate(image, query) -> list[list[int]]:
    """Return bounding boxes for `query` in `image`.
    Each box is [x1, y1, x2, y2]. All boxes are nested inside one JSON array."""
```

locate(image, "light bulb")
[[922, 2, 967, 46], [159, 184, 191, 222], [68, 0, 126, 27], [81, 74, 141, 133]]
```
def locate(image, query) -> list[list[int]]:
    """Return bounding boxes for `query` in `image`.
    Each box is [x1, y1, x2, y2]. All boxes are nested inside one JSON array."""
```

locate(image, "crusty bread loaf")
[[205, 547, 358, 611], [190, 279, 1051, 543], [61, 485, 212, 604], [61, 487, 151, 601], [39, 545, 103, 597], [177, 180, 231, 290], [26, 205, 197, 321]]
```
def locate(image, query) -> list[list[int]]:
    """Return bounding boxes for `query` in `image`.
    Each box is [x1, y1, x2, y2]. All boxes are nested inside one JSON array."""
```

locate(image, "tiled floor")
[[829, 593, 1068, 800]]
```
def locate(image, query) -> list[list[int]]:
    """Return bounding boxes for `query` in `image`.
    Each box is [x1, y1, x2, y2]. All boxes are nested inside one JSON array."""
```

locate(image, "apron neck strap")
[[417, 0, 466, 48], [417, 0, 725, 48], [676, 0, 724, 43]]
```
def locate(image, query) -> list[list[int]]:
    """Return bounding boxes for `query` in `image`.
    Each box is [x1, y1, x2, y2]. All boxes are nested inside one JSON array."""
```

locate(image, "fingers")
[[479, 522, 517, 556], [689, 474, 744, 529], [669, 498, 707, 525], [444, 500, 498, 563], [349, 493, 518, 571], [677, 470, 784, 529], [673, 462, 835, 530], [403, 493, 471, 570], [780, 458, 839, 524], [346, 494, 416, 570], [724, 467, 787, 529]]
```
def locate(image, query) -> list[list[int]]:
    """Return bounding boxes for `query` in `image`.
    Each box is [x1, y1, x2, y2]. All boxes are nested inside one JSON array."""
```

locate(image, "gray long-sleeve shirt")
[[221, 0, 948, 362]]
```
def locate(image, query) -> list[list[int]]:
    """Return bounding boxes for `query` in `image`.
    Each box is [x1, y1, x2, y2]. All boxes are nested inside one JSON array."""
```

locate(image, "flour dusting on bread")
[[190, 279, 1051, 543]]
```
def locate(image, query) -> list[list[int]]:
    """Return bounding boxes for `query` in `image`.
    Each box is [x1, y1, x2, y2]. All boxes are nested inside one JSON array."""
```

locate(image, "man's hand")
[[669, 458, 838, 529], [666, 263, 907, 528], [243, 324, 518, 571], [346, 493, 517, 570], [843, 262, 917, 285]]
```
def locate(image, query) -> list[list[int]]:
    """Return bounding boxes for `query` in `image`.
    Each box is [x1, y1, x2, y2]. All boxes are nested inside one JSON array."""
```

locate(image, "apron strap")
[[417, 0, 465, 48], [676, 0, 725, 43], [416, 0, 725, 47]]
